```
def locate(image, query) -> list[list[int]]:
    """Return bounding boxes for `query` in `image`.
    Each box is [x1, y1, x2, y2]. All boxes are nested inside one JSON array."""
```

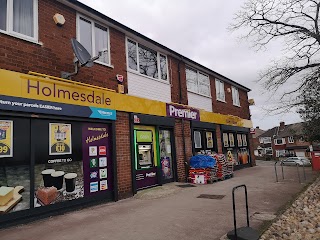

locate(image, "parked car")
[[281, 157, 311, 166]]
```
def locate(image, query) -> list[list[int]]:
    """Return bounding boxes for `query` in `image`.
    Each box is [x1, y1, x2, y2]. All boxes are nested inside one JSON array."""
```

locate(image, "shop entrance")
[[0, 115, 114, 217], [159, 129, 174, 183]]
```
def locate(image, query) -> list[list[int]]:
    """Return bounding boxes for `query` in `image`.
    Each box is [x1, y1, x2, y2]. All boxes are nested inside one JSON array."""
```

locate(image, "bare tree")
[[231, 0, 320, 110]]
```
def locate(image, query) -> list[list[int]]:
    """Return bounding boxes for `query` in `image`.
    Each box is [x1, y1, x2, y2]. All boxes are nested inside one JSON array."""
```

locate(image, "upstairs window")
[[0, 0, 38, 41], [215, 79, 225, 102], [186, 67, 211, 96], [78, 15, 110, 65], [274, 138, 286, 145], [127, 38, 168, 81], [232, 86, 240, 106], [288, 136, 294, 143]]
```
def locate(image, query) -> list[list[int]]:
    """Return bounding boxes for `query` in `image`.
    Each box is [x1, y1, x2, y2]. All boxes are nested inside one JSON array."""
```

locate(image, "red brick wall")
[[169, 57, 188, 105], [0, 0, 127, 92], [174, 119, 192, 182], [216, 125, 223, 153], [248, 134, 256, 166], [210, 76, 250, 120], [115, 112, 132, 199]]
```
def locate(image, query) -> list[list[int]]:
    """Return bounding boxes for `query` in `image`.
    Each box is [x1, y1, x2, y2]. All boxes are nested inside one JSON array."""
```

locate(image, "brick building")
[[258, 122, 314, 160], [0, 0, 254, 225]]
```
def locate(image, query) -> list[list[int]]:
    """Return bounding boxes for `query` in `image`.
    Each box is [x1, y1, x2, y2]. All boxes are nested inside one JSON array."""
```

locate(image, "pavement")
[[0, 160, 318, 240]]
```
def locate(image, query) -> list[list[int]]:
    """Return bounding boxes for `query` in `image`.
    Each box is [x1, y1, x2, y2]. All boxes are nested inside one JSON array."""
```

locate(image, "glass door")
[[159, 129, 174, 183]]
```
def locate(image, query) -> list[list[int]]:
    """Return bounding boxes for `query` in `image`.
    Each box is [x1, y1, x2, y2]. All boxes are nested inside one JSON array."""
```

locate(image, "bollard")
[[274, 162, 279, 182], [280, 161, 284, 180], [296, 163, 301, 183], [302, 162, 306, 181]]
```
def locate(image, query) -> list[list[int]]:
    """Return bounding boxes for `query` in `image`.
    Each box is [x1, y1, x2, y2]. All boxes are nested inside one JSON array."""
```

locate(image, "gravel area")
[[260, 177, 320, 240]]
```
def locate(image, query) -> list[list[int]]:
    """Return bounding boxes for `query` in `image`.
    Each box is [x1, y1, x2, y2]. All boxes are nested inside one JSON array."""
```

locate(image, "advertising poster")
[[82, 123, 112, 196], [0, 118, 30, 214], [206, 132, 213, 149], [0, 120, 13, 158], [49, 123, 72, 155], [34, 121, 84, 207], [159, 130, 173, 180]]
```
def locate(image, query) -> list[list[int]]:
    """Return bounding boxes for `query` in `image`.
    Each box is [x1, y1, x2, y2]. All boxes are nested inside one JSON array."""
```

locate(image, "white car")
[[281, 157, 311, 166]]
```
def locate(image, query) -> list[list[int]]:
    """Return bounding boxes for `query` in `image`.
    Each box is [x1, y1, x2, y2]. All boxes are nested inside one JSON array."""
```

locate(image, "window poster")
[[34, 121, 83, 207], [242, 134, 247, 146], [82, 123, 112, 196], [223, 133, 229, 147], [49, 123, 72, 155], [0, 120, 13, 158], [0, 118, 30, 214], [206, 132, 213, 149], [159, 130, 173, 180], [229, 133, 235, 147], [237, 134, 242, 147]]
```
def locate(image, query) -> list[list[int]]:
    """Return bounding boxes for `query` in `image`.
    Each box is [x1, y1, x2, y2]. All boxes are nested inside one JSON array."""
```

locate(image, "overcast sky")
[[78, 0, 302, 130]]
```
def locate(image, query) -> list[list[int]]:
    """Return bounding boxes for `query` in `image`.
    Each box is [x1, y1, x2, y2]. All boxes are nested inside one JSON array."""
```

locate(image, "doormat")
[[177, 184, 196, 188], [197, 194, 225, 199]]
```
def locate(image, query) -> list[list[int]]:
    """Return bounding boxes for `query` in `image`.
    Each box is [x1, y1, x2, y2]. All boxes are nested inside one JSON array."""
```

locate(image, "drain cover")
[[197, 194, 225, 199], [177, 184, 196, 188]]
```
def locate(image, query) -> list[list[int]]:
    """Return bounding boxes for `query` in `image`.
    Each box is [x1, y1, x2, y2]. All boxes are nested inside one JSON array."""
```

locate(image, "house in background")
[[252, 127, 265, 157], [258, 122, 313, 159]]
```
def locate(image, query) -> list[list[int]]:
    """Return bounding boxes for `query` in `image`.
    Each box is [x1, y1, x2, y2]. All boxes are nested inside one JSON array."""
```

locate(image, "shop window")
[[78, 15, 110, 65], [288, 136, 294, 143], [237, 134, 242, 147], [232, 86, 240, 106], [276, 150, 286, 157], [223, 133, 229, 147], [0, 0, 38, 42], [194, 131, 202, 148], [242, 134, 247, 146], [215, 79, 225, 102], [127, 38, 168, 81], [186, 67, 211, 96], [229, 133, 235, 147]]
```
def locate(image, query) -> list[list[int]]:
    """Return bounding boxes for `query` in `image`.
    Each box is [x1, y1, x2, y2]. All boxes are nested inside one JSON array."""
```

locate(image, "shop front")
[[131, 114, 176, 192], [221, 125, 250, 170], [0, 70, 117, 226]]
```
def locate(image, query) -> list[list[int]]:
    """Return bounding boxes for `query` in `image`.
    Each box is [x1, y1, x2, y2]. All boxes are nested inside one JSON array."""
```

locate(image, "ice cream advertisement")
[[49, 123, 72, 155]]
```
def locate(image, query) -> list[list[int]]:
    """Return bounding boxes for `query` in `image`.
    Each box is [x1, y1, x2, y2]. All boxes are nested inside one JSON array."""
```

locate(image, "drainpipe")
[[178, 57, 188, 182]]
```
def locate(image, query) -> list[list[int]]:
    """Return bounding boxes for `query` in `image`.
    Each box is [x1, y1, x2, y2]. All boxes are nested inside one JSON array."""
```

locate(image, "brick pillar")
[[216, 125, 223, 153], [248, 134, 256, 166], [174, 119, 192, 182], [116, 112, 133, 199]]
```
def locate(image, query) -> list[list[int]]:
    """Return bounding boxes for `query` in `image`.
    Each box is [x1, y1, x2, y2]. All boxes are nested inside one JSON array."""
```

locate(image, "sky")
[[78, 0, 302, 130]]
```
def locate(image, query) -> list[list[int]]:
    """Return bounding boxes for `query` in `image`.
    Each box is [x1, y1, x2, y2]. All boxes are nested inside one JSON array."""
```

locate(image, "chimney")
[[279, 122, 285, 130]]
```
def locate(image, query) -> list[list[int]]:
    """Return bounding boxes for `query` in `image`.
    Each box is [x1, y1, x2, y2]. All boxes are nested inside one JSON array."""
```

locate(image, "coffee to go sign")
[[166, 103, 200, 121]]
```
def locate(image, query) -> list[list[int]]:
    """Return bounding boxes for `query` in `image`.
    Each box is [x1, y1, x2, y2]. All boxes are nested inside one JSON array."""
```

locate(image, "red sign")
[[99, 146, 106, 155], [134, 115, 140, 124], [250, 128, 255, 134]]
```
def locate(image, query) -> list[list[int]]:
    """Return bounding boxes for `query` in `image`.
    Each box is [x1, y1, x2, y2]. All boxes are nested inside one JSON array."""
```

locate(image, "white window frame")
[[276, 149, 286, 157], [215, 79, 225, 102], [288, 136, 294, 143], [0, 0, 39, 43], [274, 138, 286, 145], [126, 37, 169, 82], [185, 66, 211, 97], [76, 14, 111, 67], [232, 86, 240, 107]]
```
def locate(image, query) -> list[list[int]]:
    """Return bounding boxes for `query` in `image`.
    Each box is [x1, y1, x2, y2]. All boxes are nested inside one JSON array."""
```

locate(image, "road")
[[0, 160, 318, 240]]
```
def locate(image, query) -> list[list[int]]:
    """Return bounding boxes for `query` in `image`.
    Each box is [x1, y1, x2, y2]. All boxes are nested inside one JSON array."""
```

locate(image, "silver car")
[[281, 157, 311, 166]]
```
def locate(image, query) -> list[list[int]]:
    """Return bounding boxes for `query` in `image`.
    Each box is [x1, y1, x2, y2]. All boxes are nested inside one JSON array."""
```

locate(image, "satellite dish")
[[61, 38, 107, 79], [71, 38, 93, 67]]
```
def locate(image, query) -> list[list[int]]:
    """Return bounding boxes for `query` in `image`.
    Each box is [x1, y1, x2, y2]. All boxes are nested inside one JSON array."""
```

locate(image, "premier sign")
[[166, 103, 200, 121]]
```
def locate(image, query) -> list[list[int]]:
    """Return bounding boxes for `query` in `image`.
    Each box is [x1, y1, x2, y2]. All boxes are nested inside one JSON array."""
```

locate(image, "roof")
[[278, 122, 304, 137], [253, 128, 265, 138], [59, 0, 251, 92], [259, 122, 305, 139]]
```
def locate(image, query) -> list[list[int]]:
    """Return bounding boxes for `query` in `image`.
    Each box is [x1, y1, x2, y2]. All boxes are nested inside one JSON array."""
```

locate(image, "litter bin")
[[311, 152, 320, 171]]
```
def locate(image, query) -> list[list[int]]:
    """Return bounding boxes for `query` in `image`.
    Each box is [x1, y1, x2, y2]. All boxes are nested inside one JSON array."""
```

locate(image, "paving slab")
[[0, 160, 318, 240]]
